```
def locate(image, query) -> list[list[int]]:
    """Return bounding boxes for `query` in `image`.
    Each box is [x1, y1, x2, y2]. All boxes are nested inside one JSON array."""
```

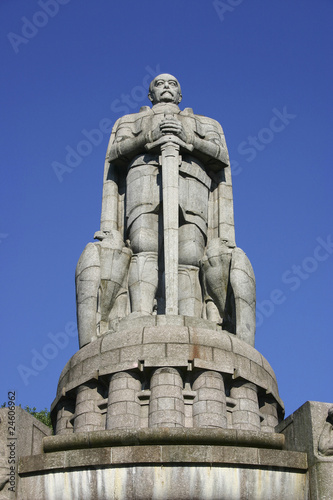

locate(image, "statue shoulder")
[[115, 106, 152, 126], [194, 113, 224, 131]]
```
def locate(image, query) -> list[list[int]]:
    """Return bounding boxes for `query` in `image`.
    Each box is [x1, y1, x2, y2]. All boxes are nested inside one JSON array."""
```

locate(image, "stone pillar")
[[106, 371, 141, 430], [73, 381, 104, 433], [148, 367, 185, 428], [192, 370, 227, 429], [260, 398, 279, 433], [230, 381, 261, 431], [55, 399, 75, 435]]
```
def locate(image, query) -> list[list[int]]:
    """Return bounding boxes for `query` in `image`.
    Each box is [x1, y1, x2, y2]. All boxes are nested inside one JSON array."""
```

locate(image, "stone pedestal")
[[17, 317, 307, 499], [18, 428, 308, 500], [49, 318, 284, 436]]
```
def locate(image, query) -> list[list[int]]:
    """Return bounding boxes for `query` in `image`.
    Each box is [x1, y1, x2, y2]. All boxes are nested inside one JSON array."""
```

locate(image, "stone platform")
[[18, 428, 308, 499], [50, 318, 284, 435], [16, 319, 304, 499]]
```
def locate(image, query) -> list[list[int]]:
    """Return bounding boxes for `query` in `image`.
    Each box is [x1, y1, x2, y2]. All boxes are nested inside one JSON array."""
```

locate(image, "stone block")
[[166, 343, 189, 361], [74, 400, 96, 416], [156, 315, 185, 326], [149, 410, 184, 427], [111, 445, 161, 464], [84, 412, 103, 427], [142, 343, 166, 359], [101, 328, 143, 352], [262, 356, 277, 380], [207, 400, 226, 415], [250, 360, 270, 390], [189, 344, 213, 361], [120, 345, 142, 362], [182, 317, 210, 330], [68, 361, 83, 383], [107, 402, 127, 416], [109, 389, 137, 404], [231, 336, 262, 365], [59, 359, 72, 381], [126, 402, 141, 416], [161, 445, 212, 463], [73, 413, 86, 428], [197, 387, 224, 403], [233, 355, 251, 379], [218, 446, 259, 465], [71, 340, 101, 367], [192, 401, 208, 416], [157, 398, 177, 411], [108, 414, 139, 429], [18, 452, 65, 474], [212, 348, 235, 373], [100, 349, 120, 368], [65, 448, 111, 468], [82, 355, 100, 376], [151, 370, 182, 387], [143, 326, 189, 344], [194, 413, 226, 428], [100, 360, 139, 376], [118, 316, 156, 331], [149, 385, 184, 399], [189, 328, 232, 350]]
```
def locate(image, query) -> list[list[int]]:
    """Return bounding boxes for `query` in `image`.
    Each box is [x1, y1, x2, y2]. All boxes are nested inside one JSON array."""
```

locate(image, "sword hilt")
[[145, 135, 194, 153]]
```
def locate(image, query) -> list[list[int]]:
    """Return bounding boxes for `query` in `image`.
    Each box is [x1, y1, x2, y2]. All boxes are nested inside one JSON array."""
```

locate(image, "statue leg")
[[201, 238, 233, 324], [75, 242, 100, 348], [128, 213, 159, 315], [229, 247, 256, 346], [178, 223, 205, 317], [98, 231, 132, 334]]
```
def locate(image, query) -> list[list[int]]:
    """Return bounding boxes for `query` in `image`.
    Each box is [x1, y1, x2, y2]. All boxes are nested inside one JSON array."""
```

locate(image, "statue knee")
[[129, 227, 159, 253], [178, 224, 205, 266], [128, 214, 159, 253]]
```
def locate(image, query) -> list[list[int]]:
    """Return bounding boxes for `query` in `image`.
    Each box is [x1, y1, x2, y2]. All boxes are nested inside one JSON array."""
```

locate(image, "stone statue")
[[318, 406, 333, 456], [76, 74, 256, 347]]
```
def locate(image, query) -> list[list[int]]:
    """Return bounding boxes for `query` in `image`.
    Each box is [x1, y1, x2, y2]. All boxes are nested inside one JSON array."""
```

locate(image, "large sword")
[[146, 133, 193, 315]]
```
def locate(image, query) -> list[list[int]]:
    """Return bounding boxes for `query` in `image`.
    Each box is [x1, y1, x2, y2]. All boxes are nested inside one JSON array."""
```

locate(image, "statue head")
[[148, 74, 182, 106]]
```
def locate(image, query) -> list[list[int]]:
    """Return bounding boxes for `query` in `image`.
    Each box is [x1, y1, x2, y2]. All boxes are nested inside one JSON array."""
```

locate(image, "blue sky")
[[1, 0, 332, 419]]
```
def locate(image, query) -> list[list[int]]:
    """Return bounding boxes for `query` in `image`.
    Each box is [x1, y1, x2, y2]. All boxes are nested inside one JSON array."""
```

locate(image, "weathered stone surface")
[[73, 74, 257, 350], [18, 439, 308, 499], [277, 401, 333, 500], [0, 407, 52, 499], [50, 323, 284, 435]]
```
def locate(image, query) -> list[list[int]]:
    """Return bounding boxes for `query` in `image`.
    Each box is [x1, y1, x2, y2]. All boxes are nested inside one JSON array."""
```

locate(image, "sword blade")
[[160, 140, 180, 315]]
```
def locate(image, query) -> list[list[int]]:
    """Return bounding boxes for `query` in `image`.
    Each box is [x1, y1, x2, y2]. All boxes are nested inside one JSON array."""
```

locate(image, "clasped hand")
[[151, 117, 187, 144]]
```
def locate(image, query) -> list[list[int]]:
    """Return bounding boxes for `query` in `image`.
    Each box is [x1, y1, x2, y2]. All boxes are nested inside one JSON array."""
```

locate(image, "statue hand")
[[159, 118, 187, 143]]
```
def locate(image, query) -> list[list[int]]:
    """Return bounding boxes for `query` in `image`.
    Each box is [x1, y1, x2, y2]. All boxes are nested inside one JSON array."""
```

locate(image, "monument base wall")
[[18, 428, 308, 500]]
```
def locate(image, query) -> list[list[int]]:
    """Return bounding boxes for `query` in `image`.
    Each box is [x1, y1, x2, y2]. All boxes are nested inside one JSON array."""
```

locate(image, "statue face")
[[148, 74, 182, 105]]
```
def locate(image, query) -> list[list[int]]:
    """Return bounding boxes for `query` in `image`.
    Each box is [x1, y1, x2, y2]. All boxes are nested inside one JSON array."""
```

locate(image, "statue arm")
[[108, 127, 147, 165], [189, 118, 229, 171], [107, 114, 154, 166]]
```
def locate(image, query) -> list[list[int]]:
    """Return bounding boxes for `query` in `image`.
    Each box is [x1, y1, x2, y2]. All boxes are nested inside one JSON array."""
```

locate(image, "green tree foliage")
[[23, 406, 53, 429]]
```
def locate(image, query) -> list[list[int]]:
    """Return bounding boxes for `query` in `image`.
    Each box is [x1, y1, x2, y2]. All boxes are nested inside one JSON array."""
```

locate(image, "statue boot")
[[128, 252, 158, 315], [229, 247, 256, 346], [76, 230, 132, 347], [76, 242, 101, 348], [97, 230, 132, 335], [202, 238, 256, 346]]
